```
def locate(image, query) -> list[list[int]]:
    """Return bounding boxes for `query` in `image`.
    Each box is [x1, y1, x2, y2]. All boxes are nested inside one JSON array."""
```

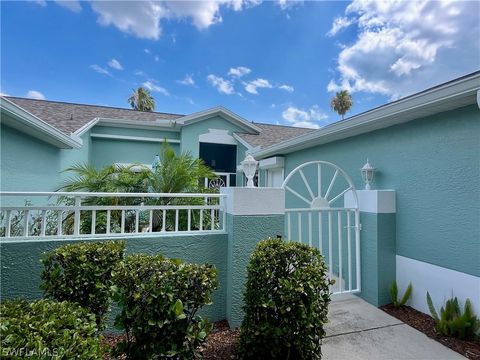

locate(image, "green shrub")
[[426, 292, 480, 340], [40, 240, 125, 328], [112, 254, 218, 359], [0, 299, 102, 359], [390, 281, 412, 307], [238, 238, 333, 360]]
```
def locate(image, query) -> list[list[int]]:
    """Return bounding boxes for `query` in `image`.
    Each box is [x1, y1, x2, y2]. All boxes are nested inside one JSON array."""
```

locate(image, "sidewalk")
[[323, 294, 465, 360]]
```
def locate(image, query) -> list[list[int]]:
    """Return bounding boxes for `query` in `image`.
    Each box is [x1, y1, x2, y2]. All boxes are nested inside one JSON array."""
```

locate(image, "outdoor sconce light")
[[241, 154, 258, 188], [361, 159, 375, 190], [152, 154, 160, 171]]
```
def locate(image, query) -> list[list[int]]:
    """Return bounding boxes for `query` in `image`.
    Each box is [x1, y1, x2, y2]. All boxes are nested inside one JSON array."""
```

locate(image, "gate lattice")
[[282, 161, 361, 294]]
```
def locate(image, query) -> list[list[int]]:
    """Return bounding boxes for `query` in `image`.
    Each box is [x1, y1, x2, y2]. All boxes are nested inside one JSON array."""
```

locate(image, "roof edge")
[[0, 97, 83, 149], [176, 106, 261, 134], [252, 72, 480, 159]]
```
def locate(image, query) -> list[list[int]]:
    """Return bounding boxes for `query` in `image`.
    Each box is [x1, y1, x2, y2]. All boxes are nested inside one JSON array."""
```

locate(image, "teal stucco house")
[[0, 71, 479, 322], [0, 97, 313, 192]]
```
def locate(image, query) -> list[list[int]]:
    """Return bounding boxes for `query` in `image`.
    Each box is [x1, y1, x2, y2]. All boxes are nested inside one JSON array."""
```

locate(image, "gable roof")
[[1, 96, 316, 149], [253, 71, 480, 159], [175, 106, 262, 134], [3, 97, 183, 135], [236, 123, 315, 149]]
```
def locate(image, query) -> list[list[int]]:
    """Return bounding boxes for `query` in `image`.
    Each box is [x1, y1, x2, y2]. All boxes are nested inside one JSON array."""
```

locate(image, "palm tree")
[[58, 143, 217, 232], [330, 90, 353, 120], [128, 87, 156, 112]]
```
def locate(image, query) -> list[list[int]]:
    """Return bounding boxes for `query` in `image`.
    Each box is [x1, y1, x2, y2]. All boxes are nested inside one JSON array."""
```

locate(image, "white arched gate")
[[282, 161, 361, 294]]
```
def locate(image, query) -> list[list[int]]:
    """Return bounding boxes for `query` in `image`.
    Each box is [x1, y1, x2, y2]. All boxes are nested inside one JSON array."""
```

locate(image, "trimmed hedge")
[[238, 238, 333, 360], [112, 254, 218, 359], [0, 299, 102, 359], [40, 240, 125, 328]]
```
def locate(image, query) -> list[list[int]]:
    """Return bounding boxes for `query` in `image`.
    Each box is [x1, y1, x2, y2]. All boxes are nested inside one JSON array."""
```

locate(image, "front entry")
[[282, 161, 361, 295]]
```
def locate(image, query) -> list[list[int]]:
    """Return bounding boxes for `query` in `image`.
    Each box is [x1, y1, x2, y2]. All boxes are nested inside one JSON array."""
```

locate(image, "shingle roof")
[[236, 123, 315, 148], [4, 97, 183, 135], [4, 96, 316, 149]]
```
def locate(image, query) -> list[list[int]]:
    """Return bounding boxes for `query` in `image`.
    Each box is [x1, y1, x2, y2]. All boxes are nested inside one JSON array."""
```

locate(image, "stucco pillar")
[[220, 187, 285, 328], [345, 190, 396, 306]]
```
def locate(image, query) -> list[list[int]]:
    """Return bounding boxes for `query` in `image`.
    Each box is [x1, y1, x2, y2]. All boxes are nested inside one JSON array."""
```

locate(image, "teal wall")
[[281, 105, 480, 277], [180, 116, 246, 158], [0, 233, 228, 321], [1, 124, 61, 194], [226, 214, 285, 327]]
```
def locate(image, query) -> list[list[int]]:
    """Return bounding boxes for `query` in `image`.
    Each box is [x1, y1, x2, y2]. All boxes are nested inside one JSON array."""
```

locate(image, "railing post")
[[74, 196, 81, 236], [221, 187, 285, 328]]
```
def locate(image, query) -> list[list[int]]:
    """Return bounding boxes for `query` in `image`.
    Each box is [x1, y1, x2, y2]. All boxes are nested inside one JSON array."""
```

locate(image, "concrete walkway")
[[323, 294, 465, 360]]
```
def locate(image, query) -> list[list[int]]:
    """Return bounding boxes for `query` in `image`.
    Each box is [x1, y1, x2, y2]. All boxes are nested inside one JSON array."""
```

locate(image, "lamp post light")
[[241, 154, 258, 188], [152, 154, 160, 171], [361, 159, 375, 190]]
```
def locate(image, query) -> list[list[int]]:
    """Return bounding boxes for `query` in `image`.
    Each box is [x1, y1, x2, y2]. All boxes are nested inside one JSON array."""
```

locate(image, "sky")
[[1, 0, 479, 129]]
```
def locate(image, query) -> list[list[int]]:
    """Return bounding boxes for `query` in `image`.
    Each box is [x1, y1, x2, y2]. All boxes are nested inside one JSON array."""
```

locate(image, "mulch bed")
[[381, 304, 480, 360], [101, 320, 240, 360]]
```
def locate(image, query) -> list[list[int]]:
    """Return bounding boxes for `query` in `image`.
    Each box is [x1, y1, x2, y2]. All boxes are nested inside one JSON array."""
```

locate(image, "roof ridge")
[[251, 121, 315, 130], [3, 96, 185, 117]]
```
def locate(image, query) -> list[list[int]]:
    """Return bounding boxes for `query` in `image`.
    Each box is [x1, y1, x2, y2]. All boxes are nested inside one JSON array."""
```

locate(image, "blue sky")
[[1, 1, 479, 128]]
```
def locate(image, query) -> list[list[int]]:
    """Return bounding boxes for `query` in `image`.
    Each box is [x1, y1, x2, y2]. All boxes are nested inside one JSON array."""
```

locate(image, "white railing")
[[0, 192, 227, 239], [204, 172, 236, 189]]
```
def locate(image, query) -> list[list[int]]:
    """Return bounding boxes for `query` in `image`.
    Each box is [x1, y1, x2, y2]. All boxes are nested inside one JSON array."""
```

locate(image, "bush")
[[238, 238, 333, 360], [112, 254, 218, 359], [40, 240, 125, 328], [0, 299, 102, 359], [427, 292, 480, 340]]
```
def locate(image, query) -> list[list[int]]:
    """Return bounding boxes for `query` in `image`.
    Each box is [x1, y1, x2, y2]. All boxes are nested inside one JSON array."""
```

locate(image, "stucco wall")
[[281, 104, 480, 277], [1, 124, 62, 195], [0, 233, 228, 321]]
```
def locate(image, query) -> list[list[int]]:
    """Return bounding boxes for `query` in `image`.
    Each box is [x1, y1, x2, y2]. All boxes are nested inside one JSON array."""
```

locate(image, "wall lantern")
[[241, 154, 258, 188], [152, 154, 160, 171], [361, 159, 375, 190]]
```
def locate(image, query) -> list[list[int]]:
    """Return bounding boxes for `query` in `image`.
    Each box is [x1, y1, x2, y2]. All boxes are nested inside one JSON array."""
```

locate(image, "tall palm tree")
[[128, 87, 156, 112], [330, 90, 353, 120]]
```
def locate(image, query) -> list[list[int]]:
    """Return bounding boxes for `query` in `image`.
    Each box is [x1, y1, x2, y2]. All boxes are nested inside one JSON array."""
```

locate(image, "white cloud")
[[279, 84, 294, 92], [154, 55, 160, 62], [90, 64, 111, 76], [178, 74, 195, 86], [276, 0, 303, 10], [327, 0, 480, 99], [89, 1, 262, 40], [144, 48, 151, 54], [54, 0, 82, 12], [244, 78, 272, 94], [207, 74, 235, 94], [108, 58, 123, 70], [26, 90, 46, 100], [327, 16, 353, 37], [228, 66, 251, 78], [282, 105, 328, 129], [143, 81, 169, 96]]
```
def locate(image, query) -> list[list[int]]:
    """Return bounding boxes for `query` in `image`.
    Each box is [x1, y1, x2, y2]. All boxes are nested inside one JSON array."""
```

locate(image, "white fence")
[[0, 192, 226, 239]]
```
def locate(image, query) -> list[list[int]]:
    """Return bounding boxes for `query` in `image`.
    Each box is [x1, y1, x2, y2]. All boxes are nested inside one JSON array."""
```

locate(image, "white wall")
[[396, 255, 480, 315]]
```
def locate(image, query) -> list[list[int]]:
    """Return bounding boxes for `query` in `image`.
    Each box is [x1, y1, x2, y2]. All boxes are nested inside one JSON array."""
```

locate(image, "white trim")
[[232, 133, 254, 149], [0, 97, 83, 149], [259, 156, 285, 170], [220, 187, 285, 215], [253, 72, 480, 159], [477, 89, 480, 109], [176, 106, 261, 134], [74, 118, 100, 136], [199, 129, 237, 145], [344, 190, 396, 213], [396, 255, 480, 315], [91, 133, 180, 143]]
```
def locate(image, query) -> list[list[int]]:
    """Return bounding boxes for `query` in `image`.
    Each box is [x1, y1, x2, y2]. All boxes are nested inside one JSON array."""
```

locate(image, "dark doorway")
[[199, 143, 236, 173]]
